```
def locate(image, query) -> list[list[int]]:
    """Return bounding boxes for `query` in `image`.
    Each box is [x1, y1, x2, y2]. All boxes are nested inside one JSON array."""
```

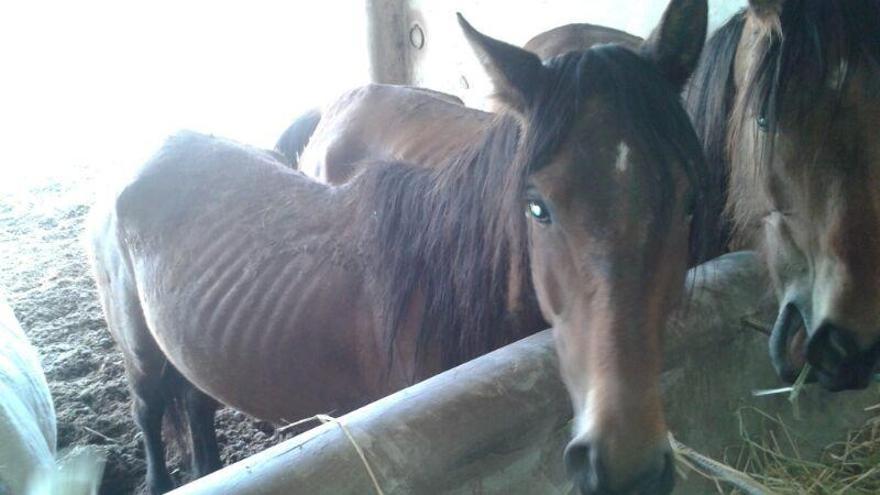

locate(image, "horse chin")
[[768, 303, 811, 384]]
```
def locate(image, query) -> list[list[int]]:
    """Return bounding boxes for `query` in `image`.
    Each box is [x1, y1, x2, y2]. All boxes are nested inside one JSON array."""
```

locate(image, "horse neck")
[[433, 115, 546, 341], [351, 116, 545, 374]]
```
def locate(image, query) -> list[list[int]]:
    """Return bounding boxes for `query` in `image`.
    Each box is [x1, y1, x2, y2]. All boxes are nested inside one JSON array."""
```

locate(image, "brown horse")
[[291, 84, 491, 182], [278, 23, 641, 185], [88, 2, 709, 494], [523, 22, 641, 59], [686, 0, 880, 391]]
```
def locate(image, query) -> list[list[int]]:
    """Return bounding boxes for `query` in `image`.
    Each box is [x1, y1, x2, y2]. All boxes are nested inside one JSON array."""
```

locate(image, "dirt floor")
[[0, 164, 298, 494]]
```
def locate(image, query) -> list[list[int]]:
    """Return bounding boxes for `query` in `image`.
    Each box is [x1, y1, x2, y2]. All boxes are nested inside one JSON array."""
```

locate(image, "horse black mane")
[[750, 0, 880, 135], [361, 43, 712, 372], [686, 0, 880, 245], [685, 14, 745, 253]]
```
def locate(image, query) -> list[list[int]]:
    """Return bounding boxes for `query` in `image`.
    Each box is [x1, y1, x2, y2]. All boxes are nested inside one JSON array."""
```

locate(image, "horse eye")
[[757, 93, 771, 132], [684, 192, 696, 220], [526, 200, 551, 224]]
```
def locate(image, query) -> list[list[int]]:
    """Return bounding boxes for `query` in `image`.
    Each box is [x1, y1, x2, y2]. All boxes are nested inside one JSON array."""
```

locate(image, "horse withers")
[[88, 1, 710, 493], [687, 0, 880, 391]]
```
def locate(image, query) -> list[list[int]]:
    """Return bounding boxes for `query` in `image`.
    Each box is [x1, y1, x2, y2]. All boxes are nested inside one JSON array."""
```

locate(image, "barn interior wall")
[[366, 0, 746, 108]]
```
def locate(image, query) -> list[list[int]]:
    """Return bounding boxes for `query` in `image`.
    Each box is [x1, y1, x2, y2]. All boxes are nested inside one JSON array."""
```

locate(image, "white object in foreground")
[[0, 293, 103, 495]]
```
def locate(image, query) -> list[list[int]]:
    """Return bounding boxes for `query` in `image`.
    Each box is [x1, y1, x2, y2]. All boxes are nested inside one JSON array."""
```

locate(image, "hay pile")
[[715, 404, 880, 494], [670, 325, 880, 494]]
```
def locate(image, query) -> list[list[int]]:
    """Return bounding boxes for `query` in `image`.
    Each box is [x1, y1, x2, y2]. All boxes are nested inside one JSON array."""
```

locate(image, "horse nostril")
[[829, 330, 856, 358], [649, 452, 676, 495], [807, 323, 858, 373], [564, 441, 587, 474], [806, 323, 876, 391], [564, 440, 675, 495], [564, 441, 599, 492]]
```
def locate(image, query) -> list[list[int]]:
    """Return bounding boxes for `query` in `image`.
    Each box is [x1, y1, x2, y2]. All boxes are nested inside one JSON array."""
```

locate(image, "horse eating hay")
[[88, 2, 710, 493], [686, 0, 880, 392]]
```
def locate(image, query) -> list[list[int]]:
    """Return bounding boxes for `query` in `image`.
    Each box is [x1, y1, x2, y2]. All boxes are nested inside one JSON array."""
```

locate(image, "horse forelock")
[[722, 0, 880, 241], [516, 46, 715, 266]]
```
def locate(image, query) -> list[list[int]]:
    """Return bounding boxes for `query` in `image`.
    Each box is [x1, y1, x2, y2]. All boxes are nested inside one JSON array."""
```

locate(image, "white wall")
[[0, 1, 746, 185], [0, 1, 369, 186]]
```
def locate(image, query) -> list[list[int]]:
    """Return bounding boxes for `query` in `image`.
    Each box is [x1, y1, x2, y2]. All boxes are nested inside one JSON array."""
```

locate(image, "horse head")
[[459, 0, 708, 492]]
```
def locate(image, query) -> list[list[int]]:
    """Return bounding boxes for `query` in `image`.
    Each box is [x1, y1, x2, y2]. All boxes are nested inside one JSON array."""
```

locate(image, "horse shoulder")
[[299, 84, 403, 180]]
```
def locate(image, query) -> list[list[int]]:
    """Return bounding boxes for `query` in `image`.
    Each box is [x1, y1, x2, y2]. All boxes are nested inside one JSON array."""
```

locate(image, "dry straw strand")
[[719, 405, 880, 494], [279, 414, 385, 495], [669, 432, 777, 495]]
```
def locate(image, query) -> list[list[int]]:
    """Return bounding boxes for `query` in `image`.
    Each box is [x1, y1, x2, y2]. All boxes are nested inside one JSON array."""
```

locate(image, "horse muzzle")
[[770, 304, 880, 391], [564, 440, 674, 495], [805, 322, 880, 391]]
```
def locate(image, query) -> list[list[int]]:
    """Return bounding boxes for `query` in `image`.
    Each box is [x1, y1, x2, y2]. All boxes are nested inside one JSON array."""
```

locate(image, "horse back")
[[298, 84, 492, 184]]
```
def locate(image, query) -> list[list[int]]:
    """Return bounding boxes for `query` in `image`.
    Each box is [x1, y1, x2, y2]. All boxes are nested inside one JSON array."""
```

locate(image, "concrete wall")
[[366, 0, 747, 108], [171, 252, 879, 494]]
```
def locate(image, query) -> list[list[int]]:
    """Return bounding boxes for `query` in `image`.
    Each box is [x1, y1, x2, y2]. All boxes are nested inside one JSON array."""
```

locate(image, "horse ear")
[[640, 0, 708, 91], [457, 13, 544, 114]]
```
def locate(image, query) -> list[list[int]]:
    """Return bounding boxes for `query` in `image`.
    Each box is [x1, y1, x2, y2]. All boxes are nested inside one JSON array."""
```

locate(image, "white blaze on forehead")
[[615, 141, 630, 173]]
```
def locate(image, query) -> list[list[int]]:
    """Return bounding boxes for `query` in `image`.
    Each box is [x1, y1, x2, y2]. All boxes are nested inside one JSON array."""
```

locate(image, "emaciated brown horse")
[[279, 20, 641, 185], [686, 0, 880, 391], [88, 2, 710, 494]]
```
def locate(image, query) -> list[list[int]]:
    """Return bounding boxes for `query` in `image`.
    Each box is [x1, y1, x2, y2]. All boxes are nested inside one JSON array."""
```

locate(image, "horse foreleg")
[[183, 386, 222, 477]]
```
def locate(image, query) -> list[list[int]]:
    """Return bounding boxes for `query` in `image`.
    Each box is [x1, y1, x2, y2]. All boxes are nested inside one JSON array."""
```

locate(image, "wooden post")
[[365, 0, 412, 84]]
